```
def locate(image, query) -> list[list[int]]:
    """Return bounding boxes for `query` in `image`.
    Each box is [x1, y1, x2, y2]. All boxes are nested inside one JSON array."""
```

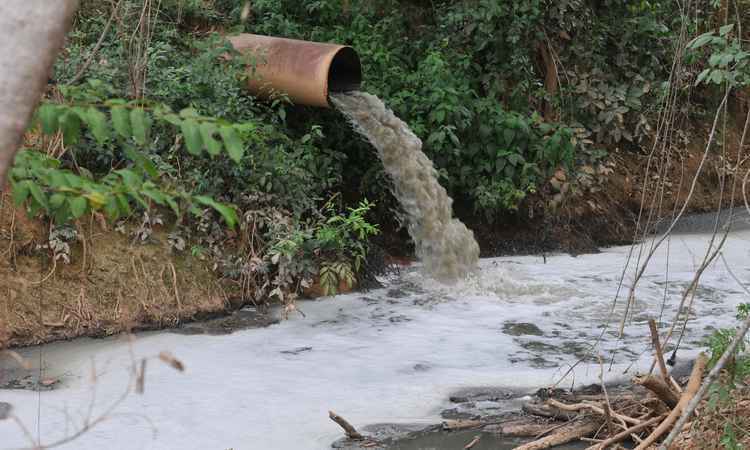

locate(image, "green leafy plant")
[[313, 199, 379, 295], [35, 93, 253, 164], [688, 23, 749, 88], [319, 261, 356, 296], [315, 199, 379, 271], [701, 302, 750, 449], [14, 80, 258, 228]]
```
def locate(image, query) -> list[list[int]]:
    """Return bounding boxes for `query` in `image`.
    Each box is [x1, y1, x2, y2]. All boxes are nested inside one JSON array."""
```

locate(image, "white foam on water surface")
[[1, 230, 749, 449]]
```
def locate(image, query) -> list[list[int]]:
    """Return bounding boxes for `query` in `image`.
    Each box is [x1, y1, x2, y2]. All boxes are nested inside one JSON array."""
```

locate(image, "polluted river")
[[2, 225, 749, 449], [2, 92, 749, 449]]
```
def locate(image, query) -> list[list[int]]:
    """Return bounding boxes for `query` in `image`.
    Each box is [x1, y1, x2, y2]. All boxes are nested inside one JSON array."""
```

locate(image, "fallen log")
[[441, 419, 483, 431], [512, 419, 603, 450]]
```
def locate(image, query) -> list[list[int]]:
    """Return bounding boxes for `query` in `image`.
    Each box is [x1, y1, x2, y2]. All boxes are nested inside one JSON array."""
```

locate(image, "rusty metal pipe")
[[228, 34, 361, 108]]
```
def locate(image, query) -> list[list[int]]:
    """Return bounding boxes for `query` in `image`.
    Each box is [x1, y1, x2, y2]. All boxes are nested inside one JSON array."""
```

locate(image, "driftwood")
[[441, 419, 483, 431], [328, 410, 364, 440], [546, 399, 641, 426], [633, 352, 707, 450], [485, 420, 560, 437], [512, 419, 603, 450], [635, 375, 680, 409], [522, 402, 577, 420]]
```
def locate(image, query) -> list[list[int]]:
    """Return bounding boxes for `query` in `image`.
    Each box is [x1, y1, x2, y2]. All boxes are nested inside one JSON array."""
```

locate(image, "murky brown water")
[[332, 92, 479, 281]]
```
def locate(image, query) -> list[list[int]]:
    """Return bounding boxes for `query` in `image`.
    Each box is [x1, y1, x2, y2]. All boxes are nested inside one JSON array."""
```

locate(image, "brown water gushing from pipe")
[[331, 91, 479, 281]]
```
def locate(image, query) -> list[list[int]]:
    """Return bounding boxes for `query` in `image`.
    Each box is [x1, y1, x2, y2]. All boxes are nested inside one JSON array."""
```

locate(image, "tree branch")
[[0, 0, 79, 187]]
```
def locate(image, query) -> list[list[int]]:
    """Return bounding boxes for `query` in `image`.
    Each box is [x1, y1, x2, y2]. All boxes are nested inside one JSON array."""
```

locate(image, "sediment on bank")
[[0, 188, 241, 348], [471, 121, 749, 257]]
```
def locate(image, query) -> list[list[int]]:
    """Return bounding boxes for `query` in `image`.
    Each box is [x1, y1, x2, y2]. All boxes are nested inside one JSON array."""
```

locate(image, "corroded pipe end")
[[229, 34, 362, 108]]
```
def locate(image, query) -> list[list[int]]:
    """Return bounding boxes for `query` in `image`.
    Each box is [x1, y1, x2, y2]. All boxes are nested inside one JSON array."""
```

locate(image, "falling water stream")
[[331, 92, 479, 281]]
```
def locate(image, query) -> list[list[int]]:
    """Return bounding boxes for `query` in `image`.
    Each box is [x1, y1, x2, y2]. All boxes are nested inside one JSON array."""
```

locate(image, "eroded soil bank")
[[470, 125, 747, 257], [0, 187, 243, 348]]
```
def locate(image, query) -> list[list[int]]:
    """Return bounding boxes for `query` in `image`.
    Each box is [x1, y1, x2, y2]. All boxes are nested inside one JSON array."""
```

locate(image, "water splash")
[[331, 91, 480, 281]]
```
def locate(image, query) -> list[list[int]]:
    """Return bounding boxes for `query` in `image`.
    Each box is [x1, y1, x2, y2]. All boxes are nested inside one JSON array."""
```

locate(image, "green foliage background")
[[55, 0, 697, 222]]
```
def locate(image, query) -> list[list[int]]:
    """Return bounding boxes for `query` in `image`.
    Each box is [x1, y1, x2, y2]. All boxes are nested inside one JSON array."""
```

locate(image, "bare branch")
[[328, 410, 364, 440]]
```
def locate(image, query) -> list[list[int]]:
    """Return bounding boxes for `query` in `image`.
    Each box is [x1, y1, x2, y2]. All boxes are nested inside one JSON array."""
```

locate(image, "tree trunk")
[[538, 42, 559, 121], [0, 0, 79, 188]]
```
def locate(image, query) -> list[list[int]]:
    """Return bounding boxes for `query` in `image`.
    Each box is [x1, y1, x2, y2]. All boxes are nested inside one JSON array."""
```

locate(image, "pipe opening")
[[328, 47, 362, 94]]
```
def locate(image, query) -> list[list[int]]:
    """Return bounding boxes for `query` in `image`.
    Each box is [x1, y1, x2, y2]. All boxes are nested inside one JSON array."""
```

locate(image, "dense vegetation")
[[10, 0, 748, 303]]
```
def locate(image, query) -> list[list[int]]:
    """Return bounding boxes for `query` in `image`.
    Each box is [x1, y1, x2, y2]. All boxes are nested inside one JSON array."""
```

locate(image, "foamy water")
[[1, 230, 748, 449], [331, 92, 479, 281]]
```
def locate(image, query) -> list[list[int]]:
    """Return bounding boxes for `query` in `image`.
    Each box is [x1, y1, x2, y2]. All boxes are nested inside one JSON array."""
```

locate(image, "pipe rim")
[[327, 46, 362, 102]]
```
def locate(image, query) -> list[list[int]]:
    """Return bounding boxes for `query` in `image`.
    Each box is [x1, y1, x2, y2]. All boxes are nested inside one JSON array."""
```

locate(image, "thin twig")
[[68, 0, 123, 84], [597, 355, 614, 435]]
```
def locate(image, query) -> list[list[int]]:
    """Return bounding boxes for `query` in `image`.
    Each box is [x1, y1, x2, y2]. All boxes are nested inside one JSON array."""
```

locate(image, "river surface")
[[2, 228, 749, 449]]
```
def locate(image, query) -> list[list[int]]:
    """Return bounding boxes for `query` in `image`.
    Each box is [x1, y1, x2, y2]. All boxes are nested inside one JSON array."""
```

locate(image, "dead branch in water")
[[522, 402, 578, 420], [463, 435, 481, 449], [328, 410, 364, 440], [546, 399, 640, 426], [512, 418, 603, 450], [634, 375, 679, 409], [585, 414, 665, 450]]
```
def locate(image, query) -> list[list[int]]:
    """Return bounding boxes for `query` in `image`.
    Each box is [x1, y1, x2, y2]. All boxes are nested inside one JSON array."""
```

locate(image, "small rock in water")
[[413, 363, 430, 372], [0, 402, 12, 420], [502, 322, 544, 337]]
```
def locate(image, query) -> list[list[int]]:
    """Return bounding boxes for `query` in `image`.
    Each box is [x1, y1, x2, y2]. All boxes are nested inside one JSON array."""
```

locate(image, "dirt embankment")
[[1, 120, 746, 348], [0, 188, 238, 348], [471, 120, 748, 257]]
